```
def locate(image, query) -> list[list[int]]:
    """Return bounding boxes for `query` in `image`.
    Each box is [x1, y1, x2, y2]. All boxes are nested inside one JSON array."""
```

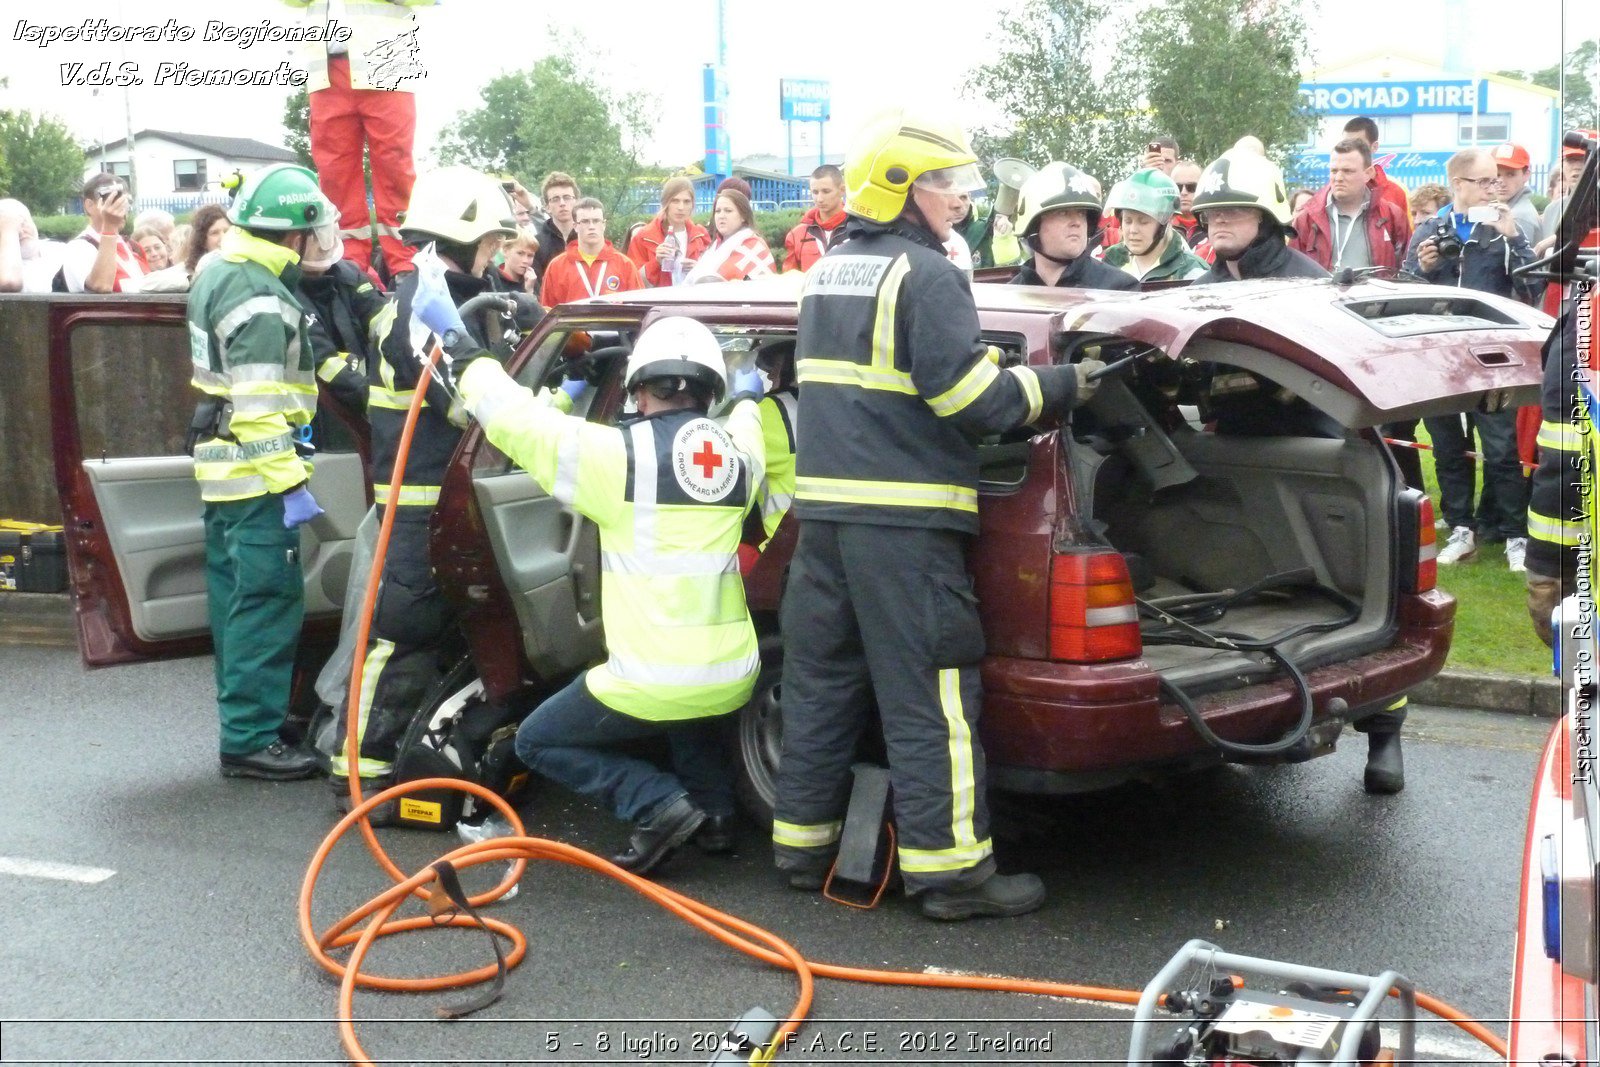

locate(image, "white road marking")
[[0, 856, 117, 884], [922, 966, 1501, 1061]]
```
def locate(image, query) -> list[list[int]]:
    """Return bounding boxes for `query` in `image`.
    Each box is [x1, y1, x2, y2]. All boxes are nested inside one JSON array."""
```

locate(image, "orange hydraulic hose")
[[297, 340, 1511, 1066]]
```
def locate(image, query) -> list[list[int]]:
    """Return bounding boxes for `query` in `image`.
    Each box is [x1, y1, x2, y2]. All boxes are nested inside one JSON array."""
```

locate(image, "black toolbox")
[[18, 529, 67, 593], [0, 531, 19, 591]]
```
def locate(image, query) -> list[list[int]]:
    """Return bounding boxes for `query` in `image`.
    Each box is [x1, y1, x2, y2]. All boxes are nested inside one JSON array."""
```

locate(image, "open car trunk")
[[1090, 429, 1395, 691]]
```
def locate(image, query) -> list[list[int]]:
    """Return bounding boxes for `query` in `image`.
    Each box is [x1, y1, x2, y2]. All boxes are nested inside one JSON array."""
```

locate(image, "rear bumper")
[[980, 590, 1454, 788]]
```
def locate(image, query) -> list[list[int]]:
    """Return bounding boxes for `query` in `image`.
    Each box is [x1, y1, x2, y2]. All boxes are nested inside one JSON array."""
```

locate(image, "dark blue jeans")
[[514, 674, 735, 823], [1422, 409, 1528, 539]]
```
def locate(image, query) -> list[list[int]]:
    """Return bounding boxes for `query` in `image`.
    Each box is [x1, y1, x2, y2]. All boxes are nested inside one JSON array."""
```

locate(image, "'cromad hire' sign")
[[1298, 79, 1487, 116]]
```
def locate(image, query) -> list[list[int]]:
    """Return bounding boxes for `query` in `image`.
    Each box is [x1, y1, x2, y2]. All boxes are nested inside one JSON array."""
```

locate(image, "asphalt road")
[[0, 644, 1550, 1066]]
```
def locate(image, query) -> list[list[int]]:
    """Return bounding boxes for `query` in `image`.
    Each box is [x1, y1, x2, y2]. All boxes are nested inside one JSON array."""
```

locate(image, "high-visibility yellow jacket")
[[186, 230, 316, 502], [280, 0, 437, 92], [459, 359, 767, 721], [1527, 301, 1594, 580], [755, 389, 797, 545]]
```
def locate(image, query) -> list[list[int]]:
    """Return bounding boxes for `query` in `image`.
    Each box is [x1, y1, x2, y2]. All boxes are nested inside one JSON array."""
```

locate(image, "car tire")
[[733, 640, 783, 828]]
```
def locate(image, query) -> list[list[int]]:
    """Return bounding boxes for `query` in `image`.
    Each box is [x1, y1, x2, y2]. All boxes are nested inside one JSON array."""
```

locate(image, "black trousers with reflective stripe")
[[774, 520, 995, 892], [334, 508, 453, 777]]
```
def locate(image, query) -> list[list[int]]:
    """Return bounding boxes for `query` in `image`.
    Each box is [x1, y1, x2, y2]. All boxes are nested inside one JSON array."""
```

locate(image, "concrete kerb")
[[0, 592, 1563, 716]]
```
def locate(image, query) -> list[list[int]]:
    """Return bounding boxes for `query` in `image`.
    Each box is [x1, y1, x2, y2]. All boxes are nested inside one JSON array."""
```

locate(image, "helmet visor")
[[299, 208, 344, 272], [912, 161, 986, 195]]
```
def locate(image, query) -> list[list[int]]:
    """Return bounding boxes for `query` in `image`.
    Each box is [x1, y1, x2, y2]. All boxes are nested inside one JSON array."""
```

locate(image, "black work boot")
[[1363, 730, 1405, 795], [330, 775, 398, 825], [694, 813, 737, 854], [611, 796, 706, 875], [219, 741, 319, 781], [921, 872, 1046, 921]]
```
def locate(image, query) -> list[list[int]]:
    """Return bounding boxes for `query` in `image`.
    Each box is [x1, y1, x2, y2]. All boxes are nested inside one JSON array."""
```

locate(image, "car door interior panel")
[[82, 452, 366, 642]]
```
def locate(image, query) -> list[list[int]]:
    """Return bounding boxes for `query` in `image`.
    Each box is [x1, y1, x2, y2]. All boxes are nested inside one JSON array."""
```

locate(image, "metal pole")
[[787, 121, 794, 177], [819, 120, 825, 170]]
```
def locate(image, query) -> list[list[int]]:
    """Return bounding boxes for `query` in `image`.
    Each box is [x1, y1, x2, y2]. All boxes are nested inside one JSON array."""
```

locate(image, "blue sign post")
[[703, 65, 730, 181], [780, 79, 830, 176]]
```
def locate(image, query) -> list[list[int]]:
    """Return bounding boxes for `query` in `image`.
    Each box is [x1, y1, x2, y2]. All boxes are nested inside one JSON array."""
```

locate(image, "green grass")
[[1413, 425, 1549, 676]]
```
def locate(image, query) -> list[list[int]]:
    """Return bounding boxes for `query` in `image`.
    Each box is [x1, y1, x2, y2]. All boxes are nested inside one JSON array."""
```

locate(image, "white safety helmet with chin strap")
[[624, 317, 729, 403], [399, 165, 518, 245]]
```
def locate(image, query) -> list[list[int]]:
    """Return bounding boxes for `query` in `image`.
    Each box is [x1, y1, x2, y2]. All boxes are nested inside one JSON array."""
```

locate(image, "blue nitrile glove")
[[560, 377, 588, 402], [282, 485, 324, 528], [730, 366, 764, 400], [410, 244, 467, 340]]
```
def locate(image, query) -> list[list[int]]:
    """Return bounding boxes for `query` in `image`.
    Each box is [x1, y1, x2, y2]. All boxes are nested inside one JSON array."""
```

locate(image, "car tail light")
[[1415, 497, 1437, 592], [1049, 551, 1142, 662]]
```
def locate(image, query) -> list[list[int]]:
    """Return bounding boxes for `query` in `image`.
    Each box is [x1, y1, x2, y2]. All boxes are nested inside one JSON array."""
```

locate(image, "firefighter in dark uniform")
[[772, 109, 1103, 920], [1186, 150, 1407, 792], [1526, 302, 1590, 647], [330, 166, 518, 810], [1009, 162, 1140, 292]]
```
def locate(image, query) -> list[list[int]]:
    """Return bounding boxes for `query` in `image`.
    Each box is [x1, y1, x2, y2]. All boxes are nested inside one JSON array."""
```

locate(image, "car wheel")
[[734, 651, 783, 828]]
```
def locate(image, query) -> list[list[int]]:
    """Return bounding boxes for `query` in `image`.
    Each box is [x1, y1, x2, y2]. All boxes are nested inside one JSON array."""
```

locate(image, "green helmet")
[[1015, 162, 1102, 242], [226, 164, 335, 232], [1106, 168, 1179, 225]]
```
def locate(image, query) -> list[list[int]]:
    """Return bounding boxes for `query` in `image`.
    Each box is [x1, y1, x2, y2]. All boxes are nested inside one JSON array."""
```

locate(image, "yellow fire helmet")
[[1191, 150, 1292, 226], [843, 107, 984, 224], [398, 165, 518, 246]]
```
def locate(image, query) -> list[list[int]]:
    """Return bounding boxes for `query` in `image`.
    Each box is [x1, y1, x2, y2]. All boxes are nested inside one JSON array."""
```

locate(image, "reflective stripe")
[[373, 483, 441, 507], [761, 490, 794, 520], [1537, 419, 1586, 452], [1529, 509, 1587, 546], [1085, 605, 1139, 627], [897, 840, 994, 873], [213, 295, 293, 349], [870, 255, 912, 372], [926, 356, 1000, 418], [795, 475, 979, 513], [339, 224, 376, 241], [317, 356, 350, 383], [191, 366, 230, 391], [551, 429, 581, 506], [795, 358, 917, 394], [194, 473, 268, 500], [469, 380, 521, 426], [772, 819, 843, 849], [230, 391, 318, 416], [938, 668, 978, 850], [1384, 696, 1408, 711], [229, 362, 298, 384], [369, 384, 417, 411], [237, 432, 295, 460], [1007, 365, 1044, 424], [605, 650, 757, 687], [630, 420, 659, 548], [193, 442, 249, 464], [332, 640, 397, 778], [601, 550, 738, 578]]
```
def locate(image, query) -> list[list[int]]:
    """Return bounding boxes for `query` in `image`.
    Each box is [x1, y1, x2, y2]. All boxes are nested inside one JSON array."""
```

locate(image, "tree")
[[283, 88, 313, 168], [0, 110, 84, 214], [965, 0, 1143, 189], [439, 57, 658, 210], [1133, 0, 1316, 171], [1497, 40, 1599, 131]]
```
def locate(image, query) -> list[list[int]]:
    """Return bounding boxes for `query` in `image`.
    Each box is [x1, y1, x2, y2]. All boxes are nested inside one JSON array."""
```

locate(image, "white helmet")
[[624, 317, 728, 403], [400, 165, 517, 245]]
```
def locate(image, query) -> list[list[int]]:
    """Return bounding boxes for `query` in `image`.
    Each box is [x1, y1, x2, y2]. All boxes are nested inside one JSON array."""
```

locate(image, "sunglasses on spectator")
[[1175, 182, 1198, 192]]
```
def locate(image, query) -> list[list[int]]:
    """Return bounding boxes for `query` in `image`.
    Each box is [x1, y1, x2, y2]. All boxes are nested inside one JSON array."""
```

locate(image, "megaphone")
[[992, 158, 1036, 217]]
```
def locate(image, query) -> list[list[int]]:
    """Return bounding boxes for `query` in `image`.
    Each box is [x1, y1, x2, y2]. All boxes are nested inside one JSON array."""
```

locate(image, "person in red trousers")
[[283, 0, 437, 281]]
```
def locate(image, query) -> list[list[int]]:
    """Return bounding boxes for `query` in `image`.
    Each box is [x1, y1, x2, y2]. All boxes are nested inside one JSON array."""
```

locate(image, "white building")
[[82, 129, 298, 210], [1296, 50, 1561, 191]]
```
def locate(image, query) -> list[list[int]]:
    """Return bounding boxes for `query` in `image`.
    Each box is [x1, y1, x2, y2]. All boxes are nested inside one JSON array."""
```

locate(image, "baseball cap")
[[1491, 142, 1530, 169], [1564, 130, 1598, 159]]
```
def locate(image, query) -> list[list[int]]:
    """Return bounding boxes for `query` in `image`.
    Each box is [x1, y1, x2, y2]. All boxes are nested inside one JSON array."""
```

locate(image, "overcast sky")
[[0, 0, 1588, 176]]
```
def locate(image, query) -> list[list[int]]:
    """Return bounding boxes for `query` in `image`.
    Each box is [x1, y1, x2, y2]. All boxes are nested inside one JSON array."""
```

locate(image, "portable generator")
[[1127, 940, 1416, 1066]]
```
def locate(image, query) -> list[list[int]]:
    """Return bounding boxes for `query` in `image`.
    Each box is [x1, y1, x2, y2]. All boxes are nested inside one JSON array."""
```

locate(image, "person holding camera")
[[1404, 148, 1539, 571], [60, 173, 146, 294]]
